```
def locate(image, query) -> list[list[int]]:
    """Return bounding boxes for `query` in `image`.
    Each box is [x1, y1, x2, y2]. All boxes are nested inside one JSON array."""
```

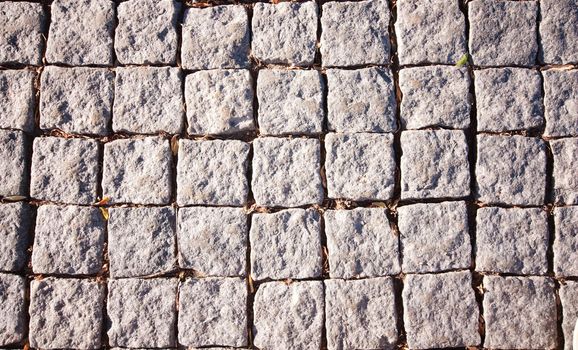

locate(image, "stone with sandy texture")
[[0, 274, 25, 346], [0, 2, 44, 65], [0, 70, 36, 132], [560, 281, 578, 350], [0, 203, 30, 272], [0, 130, 28, 197], [539, 0, 578, 64], [543, 69, 578, 137], [552, 138, 578, 205], [554, 206, 578, 277]]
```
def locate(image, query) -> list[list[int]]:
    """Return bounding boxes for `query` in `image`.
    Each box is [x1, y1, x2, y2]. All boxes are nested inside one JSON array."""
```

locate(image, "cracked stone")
[[0, 130, 28, 197], [554, 206, 578, 277], [0, 203, 31, 272], [0, 70, 36, 132], [0, 2, 44, 65]]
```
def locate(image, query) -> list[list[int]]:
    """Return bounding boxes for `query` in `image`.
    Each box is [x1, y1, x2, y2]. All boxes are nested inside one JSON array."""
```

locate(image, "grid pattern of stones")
[[1, 0, 577, 349]]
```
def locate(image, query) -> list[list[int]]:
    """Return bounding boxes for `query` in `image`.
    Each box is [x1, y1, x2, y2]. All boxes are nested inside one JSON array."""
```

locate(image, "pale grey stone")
[[324, 208, 400, 278], [250, 209, 322, 280], [0, 70, 36, 132], [0, 130, 28, 197], [257, 69, 324, 135], [252, 2, 317, 66], [326, 68, 397, 133], [253, 281, 324, 350], [326, 133, 396, 201], [540, 0, 578, 64], [32, 205, 105, 275], [401, 130, 470, 200], [178, 278, 247, 347], [399, 66, 470, 130], [543, 69, 578, 137], [0, 2, 44, 65], [252, 137, 323, 207], [0, 203, 30, 272], [554, 206, 578, 277], [483, 276, 557, 349], [403, 271, 480, 348], [185, 69, 254, 135], [177, 207, 247, 277], [398, 201, 471, 273], [476, 207, 548, 275], [476, 135, 547, 206], [31, 136, 99, 204], [552, 138, 578, 204], [29, 278, 104, 349], [113, 67, 183, 134], [321, 0, 390, 67], [0, 274, 25, 346], [102, 137, 172, 205], [560, 281, 578, 350], [469, 0, 538, 66], [40, 66, 114, 135], [46, 0, 114, 66], [182, 5, 249, 70]]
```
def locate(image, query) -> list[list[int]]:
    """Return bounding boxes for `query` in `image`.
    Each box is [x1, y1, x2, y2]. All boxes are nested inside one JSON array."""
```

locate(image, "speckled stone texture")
[[540, 0, 578, 64], [0, 70, 36, 132], [0, 273, 26, 346], [543, 69, 578, 137], [551, 138, 578, 205], [253, 281, 324, 350], [560, 281, 578, 350], [554, 206, 578, 277], [0, 203, 30, 272], [0, 2, 44, 65], [0, 130, 28, 197], [325, 278, 398, 350], [324, 208, 400, 278]]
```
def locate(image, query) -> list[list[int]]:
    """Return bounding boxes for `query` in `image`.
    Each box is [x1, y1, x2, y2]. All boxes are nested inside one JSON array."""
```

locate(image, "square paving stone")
[[252, 2, 317, 66], [543, 69, 578, 137], [0, 273, 25, 346], [321, 0, 390, 67], [326, 68, 397, 133], [108, 207, 176, 278], [554, 206, 578, 277], [396, 0, 467, 65], [476, 135, 547, 206], [252, 137, 323, 207], [483, 276, 557, 349], [539, 0, 578, 64], [250, 209, 322, 280], [468, 0, 538, 66], [399, 66, 470, 130], [113, 67, 183, 134], [253, 281, 324, 349], [46, 0, 114, 66], [398, 201, 471, 273], [31, 136, 99, 204], [40, 66, 114, 135], [185, 69, 254, 136], [177, 139, 249, 206], [32, 205, 105, 275], [325, 278, 398, 350], [177, 207, 247, 277], [552, 138, 578, 205], [324, 208, 400, 278], [257, 69, 324, 136], [476, 207, 548, 275], [0, 203, 31, 272], [107, 278, 177, 348], [401, 130, 470, 200], [0, 130, 28, 197], [0, 2, 44, 65], [29, 278, 104, 349], [182, 5, 250, 70], [403, 271, 480, 348], [560, 281, 578, 350], [178, 278, 247, 347], [102, 137, 172, 205], [0, 70, 36, 132], [475, 68, 543, 132], [326, 133, 396, 201], [115, 0, 180, 65]]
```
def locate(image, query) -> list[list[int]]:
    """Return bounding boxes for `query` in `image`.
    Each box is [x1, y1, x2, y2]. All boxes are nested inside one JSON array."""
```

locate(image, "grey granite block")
[[560, 281, 578, 350], [0, 2, 44, 65], [0, 273, 25, 346], [554, 206, 578, 277], [0, 130, 28, 197], [552, 138, 578, 205], [543, 69, 578, 137], [539, 0, 578, 64], [0, 203, 30, 272], [0, 70, 36, 132]]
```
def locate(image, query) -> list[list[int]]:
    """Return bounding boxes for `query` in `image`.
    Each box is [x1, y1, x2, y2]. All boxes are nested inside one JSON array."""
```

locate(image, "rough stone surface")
[[177, 139, 249, 206], [252, 137, 323, 207], [182, 5, 250, 70], [0, 203, 30, 272], [102, 137, 172, 205], [476, 207, 548, 275], [476, 135, 547, 206], [113, 67, 183, 134], [554, 206, 578, 277], [552, 138, 578, 205], [250, 209, 322, 280], [115, 0, 180, 65], [324, 208, 400, 278], [108, 207, 176, 278], [399, 66, 470, 130], [0, 130, 28, 197], [326, 133, 396, 201], [325, 278, 398, 350], [403, 271, 480, 348], [326, 68, 397, 133], [46, 0, 114, 66], [107, 278, 177, 348], [257, 69, 324, 135], [177, 207, 247, 277], [40, 66, 114, 135], [483, 276, 557, 349], [32, 205, 105, 275], [29, 278, 104, 349], [543, 69, 578, 137], [0, 70, 36, 132], [401, 130, 470, 200], [0, 2, 44, 65], [31, 136, 99, 204], [0, 274, 25, 346], [253, 281, 324, 350], [540, 0, 578, 64], [398, 201, 471, 273], [560, 281, 578, 350], [185, 69, 254, 135], [252, 2, 317, 66], [321, 0, 390, 67], [178, 278, 247, 347], [469, 0, 538, 66]]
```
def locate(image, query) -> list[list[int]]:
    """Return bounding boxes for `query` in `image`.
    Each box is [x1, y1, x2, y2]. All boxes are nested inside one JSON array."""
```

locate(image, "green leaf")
[[456, 53, 469, 67]]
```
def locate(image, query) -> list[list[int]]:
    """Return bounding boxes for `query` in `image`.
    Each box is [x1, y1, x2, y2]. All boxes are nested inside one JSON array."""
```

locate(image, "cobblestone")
[[0, 273, 25, 346], [539, 0, 578, 64], [560, 281, 578, 350], [551, 138, 578, 205], [0, 2, 44, 65], [554, 206, 578, 277], [543, 69, 578, 137], [0, 130, 28, 197], [0, 70, 36, 132], [0, 203, 31, 272]]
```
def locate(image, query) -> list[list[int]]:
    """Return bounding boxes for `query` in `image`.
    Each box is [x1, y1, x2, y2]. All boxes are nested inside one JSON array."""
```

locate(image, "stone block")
[[0, 70, 36, 132], [560, 281, 578, 350], [554, 206, 578, 277], [0, 274, 25, 346], [0, 2, 44, 65], [543, 69, 578, 137], [539, 0, 578, 64], [0, 130, 28, 197], [0, 203, 31, 272], [552, 138, 578, 205]]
